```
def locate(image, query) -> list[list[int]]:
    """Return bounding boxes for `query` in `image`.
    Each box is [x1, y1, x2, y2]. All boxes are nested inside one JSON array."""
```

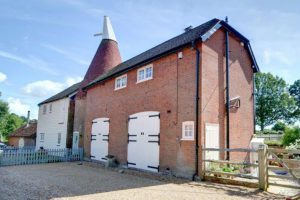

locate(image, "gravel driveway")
[[0, 162, 283, 200]]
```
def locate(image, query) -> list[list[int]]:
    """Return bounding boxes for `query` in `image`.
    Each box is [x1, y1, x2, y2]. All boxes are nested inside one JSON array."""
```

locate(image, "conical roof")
[[77, 16, 121, 98]]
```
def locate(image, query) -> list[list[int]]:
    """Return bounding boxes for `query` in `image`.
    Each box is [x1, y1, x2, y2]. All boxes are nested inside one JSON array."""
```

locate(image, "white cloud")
[[0, 50, 58, 75], [65, 76, 83, 86], [42, 44, 89, 66], [22, 80, 65, 97], [7, 97, 30, 117], [22, 77, 82, 98], [0, 72, 7, 82]]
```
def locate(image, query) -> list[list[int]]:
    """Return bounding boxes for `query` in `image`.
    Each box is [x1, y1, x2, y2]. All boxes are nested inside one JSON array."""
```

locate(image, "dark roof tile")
[[38, 82, 81, 105]]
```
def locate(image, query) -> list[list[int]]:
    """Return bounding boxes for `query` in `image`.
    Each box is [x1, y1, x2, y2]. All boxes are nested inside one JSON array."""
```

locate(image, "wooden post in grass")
[[258, 144, 268, 190]]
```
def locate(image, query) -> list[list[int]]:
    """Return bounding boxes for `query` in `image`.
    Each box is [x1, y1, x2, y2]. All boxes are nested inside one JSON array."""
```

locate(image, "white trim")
[[114, 74, 127, 90], [136, 64, 153, 84], [181, 121, 194, 141]]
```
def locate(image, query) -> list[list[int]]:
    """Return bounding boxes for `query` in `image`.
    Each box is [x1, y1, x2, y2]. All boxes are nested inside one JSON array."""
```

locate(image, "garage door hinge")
[[148, 134, 160, 145], [149, 114, 160, 118], [90, 155, 95, 158], [103, 120, 110, 122], [101, 157, 108, 160], [128, 116, 138, 121], [91, 121, 97, 124], [128, 134, 137, 143], [147, 165, 159, 171], [102, 139, 109, 142], [127, 161, 136, 166], [91, 138, 96, 141]]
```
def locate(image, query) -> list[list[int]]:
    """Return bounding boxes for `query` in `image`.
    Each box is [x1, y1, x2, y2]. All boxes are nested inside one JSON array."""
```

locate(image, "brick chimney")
[[77, 16, 121, 98]]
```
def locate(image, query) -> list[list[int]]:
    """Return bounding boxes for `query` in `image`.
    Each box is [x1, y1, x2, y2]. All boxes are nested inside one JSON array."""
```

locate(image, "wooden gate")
[[267, 148, 300, 190]]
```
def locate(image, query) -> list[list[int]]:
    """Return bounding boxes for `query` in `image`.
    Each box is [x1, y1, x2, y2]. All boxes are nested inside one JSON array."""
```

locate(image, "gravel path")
[[0, 162, 283, 200]]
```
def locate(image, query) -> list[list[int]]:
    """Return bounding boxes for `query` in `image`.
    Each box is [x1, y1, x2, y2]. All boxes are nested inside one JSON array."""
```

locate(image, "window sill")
[[180, 138, 194, 141], [114, 86, 127, 91], [136, 77, 153, 84]]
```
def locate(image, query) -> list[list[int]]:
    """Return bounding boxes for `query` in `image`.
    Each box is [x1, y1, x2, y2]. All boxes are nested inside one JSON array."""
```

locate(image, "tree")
[[0, 100, 9, 140], [289, 80, 300, 119], [255, 72, 296, 130], [0, 94, 26, 141], [272, 121, 287, 132], [2, 113, 26, 139]]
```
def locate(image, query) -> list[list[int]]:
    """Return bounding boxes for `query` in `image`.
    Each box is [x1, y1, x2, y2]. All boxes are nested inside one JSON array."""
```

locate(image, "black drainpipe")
[[192, 40, 200, 180], [225, 17, 230, 160]]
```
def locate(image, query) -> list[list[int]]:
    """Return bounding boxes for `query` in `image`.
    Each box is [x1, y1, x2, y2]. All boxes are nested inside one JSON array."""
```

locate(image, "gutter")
[[192, 40, 200, 180]]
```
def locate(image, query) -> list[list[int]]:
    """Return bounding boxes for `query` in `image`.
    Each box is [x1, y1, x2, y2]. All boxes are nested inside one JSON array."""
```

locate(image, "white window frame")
[[42, 105, 47, 115], [40, 133, 45, 142], [181, 121, 194, 141], [115, 74, 127, 90], [57, 133, 61, 146], [49, 103, 53, 113], [137, 64, 153, 83]]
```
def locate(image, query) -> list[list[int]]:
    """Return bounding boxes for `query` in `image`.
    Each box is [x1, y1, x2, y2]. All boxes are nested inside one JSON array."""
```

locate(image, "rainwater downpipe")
[[225, 23, 230, 161], [192, 41, 200, 180]]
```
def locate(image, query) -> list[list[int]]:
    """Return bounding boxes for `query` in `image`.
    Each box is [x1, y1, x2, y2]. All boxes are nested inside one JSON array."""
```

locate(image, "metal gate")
[[90, 118, 110, 162], [127, 111, 160, 172]]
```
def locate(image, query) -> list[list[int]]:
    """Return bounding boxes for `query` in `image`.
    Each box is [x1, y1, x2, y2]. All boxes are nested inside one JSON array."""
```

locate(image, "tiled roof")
[[9, 122, 37, 138], [38, 82, 81, 105], [85, 18, 220, 89], [85, 18, 259, 89]]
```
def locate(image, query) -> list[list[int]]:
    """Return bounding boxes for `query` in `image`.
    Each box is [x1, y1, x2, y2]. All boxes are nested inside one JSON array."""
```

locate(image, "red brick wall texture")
[[83, 29, 254, 178]]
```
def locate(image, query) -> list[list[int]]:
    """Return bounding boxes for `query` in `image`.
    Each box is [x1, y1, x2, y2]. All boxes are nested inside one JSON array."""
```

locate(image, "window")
[[40, 133, 45, 142], [182, 121, 194, 140], [42, 105, 47, 114], [49, 104, 53, 113], [115, 74, 127, 90], [137, 65, 153, 83], [57, 133, 61, 146]]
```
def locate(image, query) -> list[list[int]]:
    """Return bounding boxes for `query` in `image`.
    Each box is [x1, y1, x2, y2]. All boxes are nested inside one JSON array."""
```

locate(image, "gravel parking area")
[[0, 162, 283, 200]]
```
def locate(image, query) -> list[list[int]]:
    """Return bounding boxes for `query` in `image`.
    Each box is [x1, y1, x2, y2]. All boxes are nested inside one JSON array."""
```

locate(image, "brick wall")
[[83, 29, 255, 177], [201, 29, 254, 163]]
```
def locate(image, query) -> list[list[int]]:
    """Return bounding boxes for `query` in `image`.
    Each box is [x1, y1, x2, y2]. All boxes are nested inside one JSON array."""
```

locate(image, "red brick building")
[[73, 17, 259, 178]]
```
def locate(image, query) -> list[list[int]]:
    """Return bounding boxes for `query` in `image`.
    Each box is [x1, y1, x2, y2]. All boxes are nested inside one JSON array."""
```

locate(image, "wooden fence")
[[0, 148, 83, 166], [201, 146, 300, 191]]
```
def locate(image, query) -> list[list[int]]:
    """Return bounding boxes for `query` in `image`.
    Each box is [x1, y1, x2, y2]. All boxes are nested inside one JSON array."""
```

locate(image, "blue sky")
[[0, 0, 300, 119]]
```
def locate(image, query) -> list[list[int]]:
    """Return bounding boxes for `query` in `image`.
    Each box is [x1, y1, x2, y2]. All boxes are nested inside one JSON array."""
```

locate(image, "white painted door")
[[72, 131, 79, 150], [18, 137, 24, 148], [205, 123, 220, 161], [90, 118, 110, 162], [127, 111, 160, 172]]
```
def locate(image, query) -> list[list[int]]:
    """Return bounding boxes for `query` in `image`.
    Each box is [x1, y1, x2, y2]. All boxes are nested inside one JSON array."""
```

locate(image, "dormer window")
[[115, 74, 127, 90], [137, 64, 153, 83]]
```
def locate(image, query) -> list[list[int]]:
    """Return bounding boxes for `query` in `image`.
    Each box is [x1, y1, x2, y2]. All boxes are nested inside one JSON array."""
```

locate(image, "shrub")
[[264, 140, 282, 147], [272, 121, 287, 132], [282, 126, 300, 146]]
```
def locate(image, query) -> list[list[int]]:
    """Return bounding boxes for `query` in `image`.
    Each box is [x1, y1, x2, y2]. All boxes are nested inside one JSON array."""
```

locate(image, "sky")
[[0, 0, 300, 119]]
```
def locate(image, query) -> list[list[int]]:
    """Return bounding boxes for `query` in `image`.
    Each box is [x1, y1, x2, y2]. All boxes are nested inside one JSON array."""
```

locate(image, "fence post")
[[258, 144, 268, 191]]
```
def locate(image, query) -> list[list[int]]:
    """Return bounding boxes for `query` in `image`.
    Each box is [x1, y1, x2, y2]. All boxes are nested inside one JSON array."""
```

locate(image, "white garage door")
[[90, 118, 110, 162], [127, 111, 160, 172], [205, 123, 220, 161]]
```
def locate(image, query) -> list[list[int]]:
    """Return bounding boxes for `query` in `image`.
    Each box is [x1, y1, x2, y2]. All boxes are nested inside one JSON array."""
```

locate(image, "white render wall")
[[36, 98, 70, 150]]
